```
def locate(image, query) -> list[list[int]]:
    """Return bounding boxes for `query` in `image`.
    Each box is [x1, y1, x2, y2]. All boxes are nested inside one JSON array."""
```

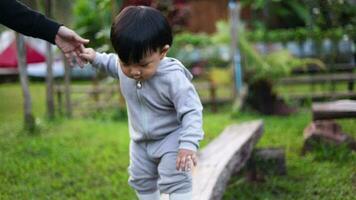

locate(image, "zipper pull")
[[136, 81, 142, 89]]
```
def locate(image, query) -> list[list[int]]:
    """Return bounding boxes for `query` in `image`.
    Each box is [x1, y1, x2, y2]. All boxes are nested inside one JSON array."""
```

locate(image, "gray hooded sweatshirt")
[[92, 52, 204, 152]]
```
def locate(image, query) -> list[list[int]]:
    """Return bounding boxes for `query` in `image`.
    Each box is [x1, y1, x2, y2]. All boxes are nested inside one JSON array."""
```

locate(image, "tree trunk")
[[16, 33, 35, 132], [245, 147, 287, 182], [246, 79, 297, 115], [246, 79, 276, 115], [45, 0, 55, 119]]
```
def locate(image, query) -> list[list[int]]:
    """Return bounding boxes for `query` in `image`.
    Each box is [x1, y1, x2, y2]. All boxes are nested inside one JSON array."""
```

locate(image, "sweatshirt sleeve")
[[168, 71, 204, 152], [0, 0, 61, 44], [92, 52, 120, 79]]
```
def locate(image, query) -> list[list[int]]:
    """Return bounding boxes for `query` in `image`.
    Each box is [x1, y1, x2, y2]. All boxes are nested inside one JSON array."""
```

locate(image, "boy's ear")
[[160, 45, 170, 59]]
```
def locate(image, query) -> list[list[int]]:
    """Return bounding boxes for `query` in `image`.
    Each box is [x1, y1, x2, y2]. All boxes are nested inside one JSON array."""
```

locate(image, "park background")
[[0, 0, 355, 199]]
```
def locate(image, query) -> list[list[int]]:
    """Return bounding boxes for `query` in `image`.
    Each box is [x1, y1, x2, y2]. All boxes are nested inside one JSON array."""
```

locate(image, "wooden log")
[[192, 120, 264, 200], [312, 100, 356, 120], [209, 79, 217, 113], [302, 120, 356, 154]]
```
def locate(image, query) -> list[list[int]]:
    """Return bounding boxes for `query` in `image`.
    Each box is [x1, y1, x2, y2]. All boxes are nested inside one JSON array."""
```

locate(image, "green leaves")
[[73, 0, 113, 50], [238, 32, 325, 83]]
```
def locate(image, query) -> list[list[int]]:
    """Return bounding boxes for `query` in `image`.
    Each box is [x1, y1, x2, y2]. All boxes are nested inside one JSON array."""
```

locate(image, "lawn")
[[0, 82, 355, 199]]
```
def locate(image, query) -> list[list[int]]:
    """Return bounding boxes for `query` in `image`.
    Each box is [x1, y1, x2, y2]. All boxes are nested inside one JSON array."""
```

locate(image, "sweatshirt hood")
[[156, 57, 193, 80]]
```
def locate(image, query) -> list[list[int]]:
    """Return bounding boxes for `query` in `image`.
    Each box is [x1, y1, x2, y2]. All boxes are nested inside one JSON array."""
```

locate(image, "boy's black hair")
[[110, 6, 173, 64]]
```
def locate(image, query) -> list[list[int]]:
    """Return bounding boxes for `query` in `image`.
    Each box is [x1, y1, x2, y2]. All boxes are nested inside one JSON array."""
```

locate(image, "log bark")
[[246, 79, 297, 116], [302, 120, 356, 154], [245, 148, 287, 182]]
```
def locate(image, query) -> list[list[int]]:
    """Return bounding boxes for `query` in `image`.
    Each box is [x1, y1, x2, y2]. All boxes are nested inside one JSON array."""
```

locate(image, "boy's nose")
[[131, 69, 141, 76]]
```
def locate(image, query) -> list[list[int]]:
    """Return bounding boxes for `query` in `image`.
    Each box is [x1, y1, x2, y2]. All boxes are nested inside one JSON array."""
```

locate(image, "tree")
[[63, 54, 72, 118], [45, 0, 55, 119], [73, 0, 114, 51], [16, 33, 36, 132]]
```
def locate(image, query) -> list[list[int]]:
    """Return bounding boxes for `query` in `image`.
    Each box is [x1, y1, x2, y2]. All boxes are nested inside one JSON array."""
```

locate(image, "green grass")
[[223, 111, 356, 200], [0, 83, 355, 199]]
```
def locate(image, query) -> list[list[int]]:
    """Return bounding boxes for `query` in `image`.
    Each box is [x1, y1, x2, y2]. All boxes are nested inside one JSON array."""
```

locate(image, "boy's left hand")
[[176, 149, 197, 172]]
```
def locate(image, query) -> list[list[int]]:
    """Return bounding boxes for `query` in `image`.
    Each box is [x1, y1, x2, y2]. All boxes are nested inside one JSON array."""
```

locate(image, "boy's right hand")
[[176, 149, 197, 172], [79, 47, 96, 64]]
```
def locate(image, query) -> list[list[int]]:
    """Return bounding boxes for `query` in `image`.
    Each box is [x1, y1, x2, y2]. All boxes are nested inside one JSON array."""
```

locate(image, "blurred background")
[[0, 0, 355, 199]]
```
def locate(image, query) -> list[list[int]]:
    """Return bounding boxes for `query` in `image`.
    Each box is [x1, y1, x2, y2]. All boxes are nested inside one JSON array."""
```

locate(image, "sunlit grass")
[[0, 82, 355, 199]]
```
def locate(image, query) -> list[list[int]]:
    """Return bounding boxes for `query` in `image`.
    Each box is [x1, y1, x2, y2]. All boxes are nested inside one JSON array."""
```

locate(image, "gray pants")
[[128, 130, 192, 194]]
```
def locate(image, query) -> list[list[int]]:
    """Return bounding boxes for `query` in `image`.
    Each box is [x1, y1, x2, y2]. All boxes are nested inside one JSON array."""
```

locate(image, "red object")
[[0, 40, 46, 68]]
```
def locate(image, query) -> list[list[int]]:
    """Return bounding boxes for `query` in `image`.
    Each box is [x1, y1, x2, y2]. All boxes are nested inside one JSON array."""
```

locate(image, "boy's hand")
[[176, 149, 197, 172], [79, 48, 96, 64]]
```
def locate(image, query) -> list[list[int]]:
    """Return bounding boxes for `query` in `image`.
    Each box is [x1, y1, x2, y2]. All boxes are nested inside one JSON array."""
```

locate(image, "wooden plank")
[[329, 63, 356, 71], [280, 73, 356, 85], [280, 92, 356, 101], [292, 63, 355, 74], [312, 100, 356, 120], [192, 120, 264, 200]]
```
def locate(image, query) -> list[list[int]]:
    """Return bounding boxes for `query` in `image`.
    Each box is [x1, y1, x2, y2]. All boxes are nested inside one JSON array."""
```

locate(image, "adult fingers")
[[78, 44, 86, 53], [58, 26, 89, 44], [71, 52, 84, 68], [76, 47, 89, 66], [76, 55, 85, 68], [74, 34, 89, 44], [64, 52, 74, 66]]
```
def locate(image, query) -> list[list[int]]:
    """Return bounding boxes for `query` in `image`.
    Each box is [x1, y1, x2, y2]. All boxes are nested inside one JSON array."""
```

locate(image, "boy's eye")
[[140, 63, 149, 67]]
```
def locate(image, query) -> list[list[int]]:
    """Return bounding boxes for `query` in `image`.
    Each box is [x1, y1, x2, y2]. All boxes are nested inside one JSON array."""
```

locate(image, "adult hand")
[[55, 26, 89, 67]]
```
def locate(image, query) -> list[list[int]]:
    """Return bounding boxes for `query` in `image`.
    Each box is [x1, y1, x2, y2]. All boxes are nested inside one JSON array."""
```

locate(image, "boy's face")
[[119, 45, 169, 81]]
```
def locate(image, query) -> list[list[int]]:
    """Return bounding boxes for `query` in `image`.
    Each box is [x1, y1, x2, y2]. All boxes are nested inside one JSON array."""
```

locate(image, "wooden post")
[[329, 39, 338, 98], [16, 33, 35, 132], [63, 53, 72, 117], [92, 76, 100, 110], [56, 86, 63, 115], [209, 79, 217, 113], [45, 0, 55, 119]]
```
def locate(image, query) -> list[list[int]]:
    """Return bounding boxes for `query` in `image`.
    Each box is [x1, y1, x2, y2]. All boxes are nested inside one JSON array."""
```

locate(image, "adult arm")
[[0, 0, 60, 44]]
